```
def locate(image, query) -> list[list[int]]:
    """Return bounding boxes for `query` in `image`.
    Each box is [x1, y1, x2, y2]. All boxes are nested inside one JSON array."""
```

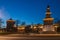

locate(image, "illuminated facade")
[[43, 5, 55, 33], [2, 5, 58, 33], [6, 18, 17, 32], [17, 25, 25, 33]]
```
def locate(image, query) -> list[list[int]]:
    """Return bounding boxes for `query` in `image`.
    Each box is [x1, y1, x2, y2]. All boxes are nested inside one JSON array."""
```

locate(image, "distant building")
[[25, 25, 31, 33], [6, 18, 17, 32], [17, 25, 25, 33], [31, 24, 42, 33]]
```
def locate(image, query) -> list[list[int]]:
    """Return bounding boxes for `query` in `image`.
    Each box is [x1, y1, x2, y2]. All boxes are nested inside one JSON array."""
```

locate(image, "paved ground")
[[0, 34, 60, 40], [4, 34, 60, 37], [0, 36, 60, 40]]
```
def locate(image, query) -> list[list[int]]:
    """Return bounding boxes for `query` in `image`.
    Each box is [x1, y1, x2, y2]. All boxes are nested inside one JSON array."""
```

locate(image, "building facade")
[[6, 18, 17, 32], [42, 5, 56, 33]]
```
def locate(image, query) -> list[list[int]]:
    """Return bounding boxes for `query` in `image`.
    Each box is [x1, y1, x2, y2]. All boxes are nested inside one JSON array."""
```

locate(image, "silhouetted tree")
[[0, 18, 4, 29], [57, 20, 60, 25], [15, 20, 20, 27], [21, 22, 26, 26], [37, 23, 40, 25], [54, 18, 60, 24]]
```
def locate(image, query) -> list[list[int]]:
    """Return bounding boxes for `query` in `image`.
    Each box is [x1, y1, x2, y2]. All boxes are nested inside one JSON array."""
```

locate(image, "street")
[[0, 34, 60, 40], [0, 36, 60, 40]]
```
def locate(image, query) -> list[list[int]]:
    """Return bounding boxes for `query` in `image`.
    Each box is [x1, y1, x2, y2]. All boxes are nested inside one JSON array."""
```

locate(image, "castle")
[[0, 5, 58, 34]]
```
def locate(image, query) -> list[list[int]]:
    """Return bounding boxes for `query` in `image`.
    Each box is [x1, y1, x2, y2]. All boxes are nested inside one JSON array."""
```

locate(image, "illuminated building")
[[17, 25, 25, 33], [6, 18, 17, 32], [43, 5, 56, 33]]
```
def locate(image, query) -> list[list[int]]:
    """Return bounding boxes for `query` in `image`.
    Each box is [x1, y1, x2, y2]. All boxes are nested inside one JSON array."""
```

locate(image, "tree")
[[21, 22, 26, 26], [15, 20, 20, 27], [54, 18, 60, 24], [0, 18, 4, 29]]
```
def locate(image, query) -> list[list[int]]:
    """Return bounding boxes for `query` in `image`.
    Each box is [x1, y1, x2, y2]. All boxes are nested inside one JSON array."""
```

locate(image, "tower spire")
[[46, 5, 50, 12], [42, 5, 55, 33], [46, 5, 51, 18]]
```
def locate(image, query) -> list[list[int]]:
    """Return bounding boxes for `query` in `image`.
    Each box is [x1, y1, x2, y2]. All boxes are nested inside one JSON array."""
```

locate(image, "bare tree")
[[21, 21, 26, 26], [15, 20, 20, 27], [0, 18, 4, 29], [54, 18, 60, 24]]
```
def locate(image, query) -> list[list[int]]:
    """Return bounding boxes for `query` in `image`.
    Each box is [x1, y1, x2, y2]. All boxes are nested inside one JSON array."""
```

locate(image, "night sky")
[[0, 0, 60, 26]]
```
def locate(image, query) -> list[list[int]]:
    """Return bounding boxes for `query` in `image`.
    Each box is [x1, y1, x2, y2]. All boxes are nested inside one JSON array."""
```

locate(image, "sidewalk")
[[2, 33, 60, 37]]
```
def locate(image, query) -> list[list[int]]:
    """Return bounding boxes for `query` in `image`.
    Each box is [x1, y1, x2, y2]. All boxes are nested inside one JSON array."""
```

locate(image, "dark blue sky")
[[0, 0, 60, 25]]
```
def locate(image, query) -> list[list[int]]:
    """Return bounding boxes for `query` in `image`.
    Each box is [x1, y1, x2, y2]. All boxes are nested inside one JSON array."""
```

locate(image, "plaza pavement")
[[3, 33, 60, 37], [0, 34, 60, 40]]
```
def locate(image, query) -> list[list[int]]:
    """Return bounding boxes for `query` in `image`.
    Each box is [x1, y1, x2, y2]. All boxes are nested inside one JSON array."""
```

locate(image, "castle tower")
[[6, 18, 17, 32], [43, 5, 55, 33], [44, 5, 54, 25]]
